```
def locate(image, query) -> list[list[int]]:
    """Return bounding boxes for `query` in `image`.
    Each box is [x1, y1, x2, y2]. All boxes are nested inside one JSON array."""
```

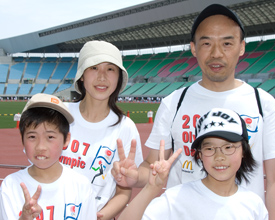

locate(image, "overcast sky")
[[0, 0, 152, 39]]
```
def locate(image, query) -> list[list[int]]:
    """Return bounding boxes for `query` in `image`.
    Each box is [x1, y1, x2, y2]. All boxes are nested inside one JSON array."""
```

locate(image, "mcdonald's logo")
[[182, 160, 193, 173]]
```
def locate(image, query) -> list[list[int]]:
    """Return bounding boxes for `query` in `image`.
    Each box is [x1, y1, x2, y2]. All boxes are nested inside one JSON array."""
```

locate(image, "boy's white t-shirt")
[[0, 165, 97, 219], [143, 180, 268, 220], [62, 102, 143, 210]]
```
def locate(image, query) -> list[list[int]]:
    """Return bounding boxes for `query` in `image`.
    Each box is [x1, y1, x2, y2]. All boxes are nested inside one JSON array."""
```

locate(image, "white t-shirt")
[[143, 180, 268, 220], [0, 165, 97, 220], [146, 81, 275, 200], [61, 102, 143, 210]]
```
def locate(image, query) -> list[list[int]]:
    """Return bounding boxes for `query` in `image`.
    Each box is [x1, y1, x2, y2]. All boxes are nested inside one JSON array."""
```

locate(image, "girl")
[[61, 40, 143, 220], [118, 108, 268, 220]]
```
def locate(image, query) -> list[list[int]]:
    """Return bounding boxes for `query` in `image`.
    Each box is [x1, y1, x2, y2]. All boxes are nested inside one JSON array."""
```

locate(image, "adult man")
[[112, 4, 275, 218]]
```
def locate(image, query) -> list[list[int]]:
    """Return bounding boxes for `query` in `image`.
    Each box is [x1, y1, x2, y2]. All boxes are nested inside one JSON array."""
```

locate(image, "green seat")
[[243, 51, 275, 74], [132, 83, 157, 96], [158, 82, 185, 96], [258, 79, 275, 92], [143, 82, 171, 96], [120, 83, 145, 95], [127, 60, 147, 78]]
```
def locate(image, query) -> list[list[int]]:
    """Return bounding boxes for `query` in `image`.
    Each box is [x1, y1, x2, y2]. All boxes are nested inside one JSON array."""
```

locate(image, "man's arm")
[[264, 158, 275, 220]]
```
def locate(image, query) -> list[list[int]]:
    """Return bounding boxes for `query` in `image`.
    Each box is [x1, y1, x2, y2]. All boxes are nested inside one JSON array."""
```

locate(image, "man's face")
[[190, 15, 245, 86]]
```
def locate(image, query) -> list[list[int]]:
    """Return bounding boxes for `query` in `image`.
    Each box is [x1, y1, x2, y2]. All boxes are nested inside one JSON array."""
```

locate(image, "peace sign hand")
[[149, 140, 182, 188], [19, 182, 42, 220], [111, 138, 139, 187]]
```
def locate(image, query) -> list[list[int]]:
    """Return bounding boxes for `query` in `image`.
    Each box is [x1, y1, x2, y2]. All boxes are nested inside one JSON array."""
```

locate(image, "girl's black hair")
[[19, 107, 70, 143], [194, 139, 257, 185], [75, 68, 124, 126]]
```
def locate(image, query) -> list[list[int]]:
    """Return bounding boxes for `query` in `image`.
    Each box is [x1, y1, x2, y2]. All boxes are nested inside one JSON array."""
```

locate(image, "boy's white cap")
[[22, 93, 74, 124], [74, 40, 128, 94], [191, 108, 248, 150]]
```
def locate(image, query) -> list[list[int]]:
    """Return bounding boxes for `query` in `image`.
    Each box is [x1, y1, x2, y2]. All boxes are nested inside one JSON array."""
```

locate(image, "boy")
[[0, 93, 97, 219], [118, 108, 268, 220]]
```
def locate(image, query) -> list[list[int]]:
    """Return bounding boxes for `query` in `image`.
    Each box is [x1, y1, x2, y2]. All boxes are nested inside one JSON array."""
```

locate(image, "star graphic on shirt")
[[204, 124, 208, 130]]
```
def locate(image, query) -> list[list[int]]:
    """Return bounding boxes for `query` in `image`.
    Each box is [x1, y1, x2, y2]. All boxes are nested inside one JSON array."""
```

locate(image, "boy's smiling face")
[[23, 122, 70, 171]]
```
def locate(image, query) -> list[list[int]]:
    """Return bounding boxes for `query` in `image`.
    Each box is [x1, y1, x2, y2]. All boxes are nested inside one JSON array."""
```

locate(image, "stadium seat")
[[120, 83, 145, 96], [135, 60, 162, 77], [18, 84, 32, 95], [43, 84, 58, 94], [24, 63, 41, 79], [38, 63, 57, 79], [5, 84, 19, 95], [0, 64, 9, 83], [145, 59, 175, 78], [51, 63, 72, 80], [127, 60, 147, 78], [242, 51, 275, 74], [258, 79, 275, 92], [255, 39, 275, 51], [9, 63, 25, 80], [157, 82, 185, 96], [56, 84, 72, 92], [131, 83, 157, 96], [143, 82, 171, 96], [30, 84, 45, 95], [0, 84, 5, 94], [237, 52, 264, 74]]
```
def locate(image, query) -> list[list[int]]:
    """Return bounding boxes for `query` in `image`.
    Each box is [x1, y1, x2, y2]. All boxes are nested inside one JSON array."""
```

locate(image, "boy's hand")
[[111, 139, 138, 187], [149, 140, 182, 188], [19, 182, 42, 220]]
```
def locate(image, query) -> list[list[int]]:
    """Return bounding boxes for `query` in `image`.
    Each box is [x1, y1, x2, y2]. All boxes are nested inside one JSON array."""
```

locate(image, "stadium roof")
[[0, 0, 274, 54]]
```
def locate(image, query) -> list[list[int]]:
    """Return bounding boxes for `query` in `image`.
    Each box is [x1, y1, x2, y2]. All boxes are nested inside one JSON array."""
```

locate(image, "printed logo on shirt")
[[90, 145, 116, 184], [241, 114, 259, 133], [64, 203, 82, 219], [182, 160, 194, 173]]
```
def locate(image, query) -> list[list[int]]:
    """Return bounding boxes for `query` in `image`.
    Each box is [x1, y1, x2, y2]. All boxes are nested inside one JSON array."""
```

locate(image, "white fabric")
[[61, 102, 143, 210], [0, 165, 96, 220], [145, 80, 275, 200], [143, 180, 268, 220]]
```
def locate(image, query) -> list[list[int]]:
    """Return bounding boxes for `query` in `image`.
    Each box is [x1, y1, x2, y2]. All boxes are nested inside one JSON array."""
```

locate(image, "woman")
[[61, 40, 143, 220]]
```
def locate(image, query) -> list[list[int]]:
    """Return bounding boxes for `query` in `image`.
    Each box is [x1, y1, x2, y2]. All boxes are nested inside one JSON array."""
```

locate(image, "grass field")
[[0, 101, 160, 128]]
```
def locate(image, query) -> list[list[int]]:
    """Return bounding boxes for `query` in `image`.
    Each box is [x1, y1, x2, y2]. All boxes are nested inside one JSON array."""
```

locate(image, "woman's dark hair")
[[194, 139, 257, 185], [19, 107, 70, 143], [75, 68, 124, 126]]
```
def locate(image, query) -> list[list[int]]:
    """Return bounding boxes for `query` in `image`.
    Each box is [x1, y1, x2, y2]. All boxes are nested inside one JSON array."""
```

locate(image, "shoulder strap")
[[171, 86, 190, 151], [254, 87, 263, 119]]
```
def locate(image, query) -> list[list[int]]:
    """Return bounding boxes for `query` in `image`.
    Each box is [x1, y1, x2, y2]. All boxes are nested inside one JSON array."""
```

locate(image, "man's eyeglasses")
[[199, 143, 241, 157]]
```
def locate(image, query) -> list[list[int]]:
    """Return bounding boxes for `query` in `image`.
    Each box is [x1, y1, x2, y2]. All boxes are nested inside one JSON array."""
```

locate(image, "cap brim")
[[25, 102, 74, 124]]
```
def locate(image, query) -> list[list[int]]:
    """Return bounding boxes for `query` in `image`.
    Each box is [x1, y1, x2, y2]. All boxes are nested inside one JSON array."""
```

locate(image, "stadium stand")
[[9, 63, 25, 80], [0, 64, 9, 83], [157, 82, 185, 96], [5, 84, 19, 95], [131, 83, 158, 96], [1, 38, 275, 100], [37, 63, 56, 79], [30, 84, 46, 95], [51, 63, 71, 80], [18, 84, 32, 95]]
